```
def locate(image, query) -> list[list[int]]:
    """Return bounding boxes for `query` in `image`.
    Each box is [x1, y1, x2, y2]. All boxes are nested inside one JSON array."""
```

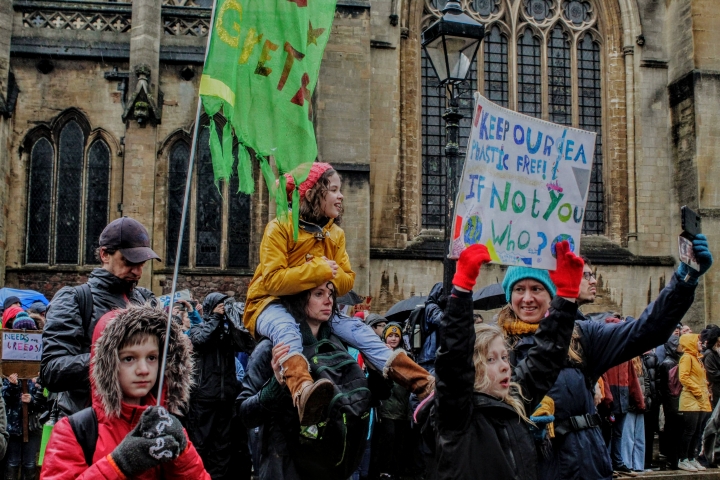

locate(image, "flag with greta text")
[[200, 0, 336, 224]]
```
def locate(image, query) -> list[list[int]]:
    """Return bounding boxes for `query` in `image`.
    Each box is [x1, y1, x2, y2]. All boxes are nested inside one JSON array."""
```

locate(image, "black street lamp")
[[421, 0, 484, 295]]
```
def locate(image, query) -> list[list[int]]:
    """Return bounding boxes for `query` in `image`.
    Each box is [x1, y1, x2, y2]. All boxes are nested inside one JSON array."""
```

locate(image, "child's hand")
[[111, 407, 186, 476], [322, 257, 338, 278], [7, 374, 18, 385], [453, 245, 492, 291], [272, 343, 290, 386], [549, 240, 584, 300], [21, 394, 31, 404]]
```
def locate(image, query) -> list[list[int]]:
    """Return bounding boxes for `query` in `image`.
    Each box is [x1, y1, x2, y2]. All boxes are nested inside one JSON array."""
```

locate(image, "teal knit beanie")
[[501, 266, 556, 302]]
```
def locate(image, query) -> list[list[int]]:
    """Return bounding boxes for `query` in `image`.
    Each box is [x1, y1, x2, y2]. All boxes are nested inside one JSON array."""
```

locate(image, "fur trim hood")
[[90, 305, 194, 418]]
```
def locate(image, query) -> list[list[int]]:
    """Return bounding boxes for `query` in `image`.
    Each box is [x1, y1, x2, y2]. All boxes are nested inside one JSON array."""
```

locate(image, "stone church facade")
[[0, 0, 716, 329]]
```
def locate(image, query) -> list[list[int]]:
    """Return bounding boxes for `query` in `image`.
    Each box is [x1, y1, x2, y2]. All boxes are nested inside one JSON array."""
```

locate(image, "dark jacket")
[[657, 335, 681, 415], [238, 328, 389, 480], [703, 348, 720, 408], [434, 290, 577, 480], [417, 282, 443, 367], [378, 349, 411, 421], [40, 268, 154, 416], [535, 273, 696, 480], [642, 351, 659, 411], [2, 379, 42, 436], [188, 293, 240, 402]]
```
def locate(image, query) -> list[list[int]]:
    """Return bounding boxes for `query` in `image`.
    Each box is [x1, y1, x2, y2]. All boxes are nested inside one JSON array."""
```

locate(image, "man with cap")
[[40, 216, 160, 416]]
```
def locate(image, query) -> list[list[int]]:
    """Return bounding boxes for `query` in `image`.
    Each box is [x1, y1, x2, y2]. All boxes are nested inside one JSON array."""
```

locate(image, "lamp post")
[[421, 0, 484, 295]]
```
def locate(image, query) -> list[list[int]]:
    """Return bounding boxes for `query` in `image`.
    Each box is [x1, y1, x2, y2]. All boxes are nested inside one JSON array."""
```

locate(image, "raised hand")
[[548, 240, 584, 299], [452, 244, 492, 291], [678, 234, 714, 284]]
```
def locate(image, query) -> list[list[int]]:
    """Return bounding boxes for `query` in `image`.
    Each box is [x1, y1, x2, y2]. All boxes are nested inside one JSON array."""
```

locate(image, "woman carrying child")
[[433, 242, 584, 480], [40, 306, 210, 479], [238, 281, 391, 479], [243, 162, 433, 425]]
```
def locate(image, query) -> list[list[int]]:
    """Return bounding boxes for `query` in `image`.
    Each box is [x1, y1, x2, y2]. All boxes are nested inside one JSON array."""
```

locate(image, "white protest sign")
[[2, 331, 42, 362], [158, 289, 192, 308], [450, 93, 596, 270]]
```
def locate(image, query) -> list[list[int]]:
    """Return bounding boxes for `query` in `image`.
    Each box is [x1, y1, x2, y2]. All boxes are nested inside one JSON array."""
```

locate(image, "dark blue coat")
[[417, 282, 443, 368], [513, 273, 696, 480]]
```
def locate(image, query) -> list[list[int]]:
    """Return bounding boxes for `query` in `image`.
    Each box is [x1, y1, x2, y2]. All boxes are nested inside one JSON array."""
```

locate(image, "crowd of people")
[[0, 161, 711, 480]]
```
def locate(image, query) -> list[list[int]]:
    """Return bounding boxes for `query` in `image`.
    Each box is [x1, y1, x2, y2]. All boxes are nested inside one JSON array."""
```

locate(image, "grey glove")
[[136, 406, 187, 452], [110, 407, 184, 477]]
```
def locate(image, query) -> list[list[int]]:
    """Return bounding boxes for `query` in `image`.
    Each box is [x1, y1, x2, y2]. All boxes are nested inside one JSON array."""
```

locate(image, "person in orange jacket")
[[243, 162, 433, 426], [40, 306, 210, 480]]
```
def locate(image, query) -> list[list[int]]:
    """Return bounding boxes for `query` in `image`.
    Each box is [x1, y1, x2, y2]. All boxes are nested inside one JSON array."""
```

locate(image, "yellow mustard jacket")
[[679, 333, 712, 412], [243, 217, 355, 336]]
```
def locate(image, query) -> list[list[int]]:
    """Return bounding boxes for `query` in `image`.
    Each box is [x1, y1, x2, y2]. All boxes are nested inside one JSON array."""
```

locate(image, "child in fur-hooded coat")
[[40, 306, 210, 480]]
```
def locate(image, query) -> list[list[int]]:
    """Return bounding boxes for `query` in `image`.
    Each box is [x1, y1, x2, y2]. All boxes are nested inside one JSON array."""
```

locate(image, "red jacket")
[[41, 309, 210, 480]]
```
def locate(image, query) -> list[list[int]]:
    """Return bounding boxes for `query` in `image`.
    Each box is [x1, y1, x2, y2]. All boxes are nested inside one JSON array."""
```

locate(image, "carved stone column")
[[122, 0, 163, 289]]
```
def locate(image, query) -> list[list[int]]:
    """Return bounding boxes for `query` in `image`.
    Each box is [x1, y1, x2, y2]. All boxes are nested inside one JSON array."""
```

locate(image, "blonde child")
[[244, 162, 433, 425]]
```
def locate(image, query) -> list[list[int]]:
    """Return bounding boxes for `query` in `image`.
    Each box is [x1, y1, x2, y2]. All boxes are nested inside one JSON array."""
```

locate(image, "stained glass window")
[[548, 26, 572, 126], [195, 126, 222, 267], [420, 0, 606, 235], [84, 140, 110, 264], [167, 141, 190, 266], [578, 34, 604, 234], [228, 152, 252, 268], [484, 26, 508, 107], [517, 28, 542, 118], [26, 138, 54, 264], [54, 121, 84, 264]]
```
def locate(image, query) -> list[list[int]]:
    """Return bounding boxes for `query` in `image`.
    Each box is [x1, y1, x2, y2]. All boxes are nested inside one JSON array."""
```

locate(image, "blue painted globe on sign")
[[464, 216, 483, 246]]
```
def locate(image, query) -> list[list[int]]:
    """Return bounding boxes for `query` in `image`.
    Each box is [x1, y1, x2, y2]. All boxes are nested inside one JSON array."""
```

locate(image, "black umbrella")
[[337, 290, 363, 306], [384, 296, 427, 324], [472, 283, 506, 310]]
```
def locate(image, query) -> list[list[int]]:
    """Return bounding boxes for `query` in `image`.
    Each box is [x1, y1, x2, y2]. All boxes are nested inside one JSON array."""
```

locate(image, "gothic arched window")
[[164, 118, 252, 269], [421, 0, 605, 234], [25, 114, 112, 265]]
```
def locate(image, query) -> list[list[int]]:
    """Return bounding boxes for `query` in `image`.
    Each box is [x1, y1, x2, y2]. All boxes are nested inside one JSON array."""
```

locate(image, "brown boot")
[[281, 353, 335, 426], [384, 350, 435, 400]]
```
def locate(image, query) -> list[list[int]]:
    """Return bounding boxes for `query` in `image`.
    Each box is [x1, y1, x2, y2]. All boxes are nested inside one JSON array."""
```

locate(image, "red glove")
[[549, 240, 584, 298], [453, 245, 492, 291]]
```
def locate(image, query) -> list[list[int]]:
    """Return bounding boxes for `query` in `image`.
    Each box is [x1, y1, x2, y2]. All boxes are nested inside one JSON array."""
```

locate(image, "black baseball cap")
[[99, 216, 161, 263]]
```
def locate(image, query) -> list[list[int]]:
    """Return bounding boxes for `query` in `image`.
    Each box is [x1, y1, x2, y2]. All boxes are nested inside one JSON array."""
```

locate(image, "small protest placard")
[[1, 329, 42, 381], [158, 289, 192, 308], [2, 331, 42, 362], [450, 93, 596, 270]]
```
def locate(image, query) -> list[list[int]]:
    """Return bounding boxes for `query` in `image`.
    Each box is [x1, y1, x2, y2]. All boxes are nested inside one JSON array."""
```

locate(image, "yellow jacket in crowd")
[[243, 217, 355, 336], [679, 333, 712, 412]]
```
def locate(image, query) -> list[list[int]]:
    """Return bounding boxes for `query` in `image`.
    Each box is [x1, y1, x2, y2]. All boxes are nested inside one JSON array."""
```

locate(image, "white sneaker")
[[690, 458, 707, 471], [678, 459, 698, 472]]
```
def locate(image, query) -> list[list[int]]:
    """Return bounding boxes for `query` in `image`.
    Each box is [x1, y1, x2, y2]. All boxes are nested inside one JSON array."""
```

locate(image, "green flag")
[[200, 0, 336, 221]]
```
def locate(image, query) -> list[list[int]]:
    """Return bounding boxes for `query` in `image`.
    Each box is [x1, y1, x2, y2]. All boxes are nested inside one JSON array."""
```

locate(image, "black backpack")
[[292, 333, 373, 480], [67, 407, 98, 466], [402, 305, 427, 358]]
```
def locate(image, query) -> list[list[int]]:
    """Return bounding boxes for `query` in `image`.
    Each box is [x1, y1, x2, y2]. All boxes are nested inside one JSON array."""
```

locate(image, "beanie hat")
[[3, 296, 20, 310], [12, 312, 37, 330], [284, 162, 334, 200], [365, 313, 387, 328], [383, 322, 403, 341], [2, 306, 23, 329], [501, 266, 556, 302]]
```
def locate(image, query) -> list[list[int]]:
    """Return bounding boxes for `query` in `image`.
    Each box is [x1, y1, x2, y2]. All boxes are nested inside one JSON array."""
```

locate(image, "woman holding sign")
[[498, 235, 713, 479]]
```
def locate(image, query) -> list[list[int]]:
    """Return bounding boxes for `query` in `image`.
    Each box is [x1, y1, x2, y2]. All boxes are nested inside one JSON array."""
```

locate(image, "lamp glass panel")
[[425, 36, 449, 83], [446, 36, 480, 82]]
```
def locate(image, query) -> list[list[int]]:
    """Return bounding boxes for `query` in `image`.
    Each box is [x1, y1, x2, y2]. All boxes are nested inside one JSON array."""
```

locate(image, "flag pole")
[[157, 0, 219, 406]]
